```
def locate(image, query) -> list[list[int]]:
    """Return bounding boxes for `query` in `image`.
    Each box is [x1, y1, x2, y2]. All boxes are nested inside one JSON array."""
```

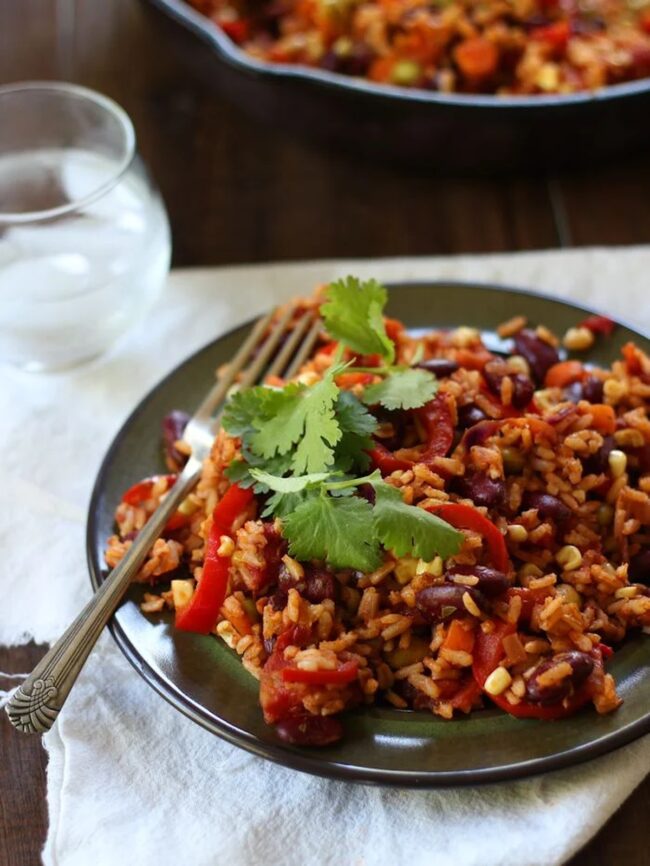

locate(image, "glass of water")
[[0, 82, 171, 372]]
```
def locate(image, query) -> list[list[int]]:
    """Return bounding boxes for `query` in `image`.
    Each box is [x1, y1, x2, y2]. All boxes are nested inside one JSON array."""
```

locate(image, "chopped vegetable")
[[578, 314, 616, 336], [175, 484, 254, 634], [424, 502, 510, 572]]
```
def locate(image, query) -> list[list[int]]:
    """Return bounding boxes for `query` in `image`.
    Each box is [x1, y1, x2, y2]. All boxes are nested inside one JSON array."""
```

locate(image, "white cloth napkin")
[[2, 247, 650, 866]]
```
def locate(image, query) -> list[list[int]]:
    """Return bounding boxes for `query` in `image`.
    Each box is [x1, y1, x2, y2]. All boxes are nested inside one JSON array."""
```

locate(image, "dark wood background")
[[1, 1, 649, 863]]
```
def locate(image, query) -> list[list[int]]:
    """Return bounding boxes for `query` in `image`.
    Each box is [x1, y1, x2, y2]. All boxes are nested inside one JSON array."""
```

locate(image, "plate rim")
[[87, 279, 650, 787]]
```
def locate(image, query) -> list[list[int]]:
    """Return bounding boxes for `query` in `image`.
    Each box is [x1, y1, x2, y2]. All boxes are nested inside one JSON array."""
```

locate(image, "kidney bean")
[[513, 329, 560, 385], [511, 374, 535, 409], [320, 44, 373, 76], [483, 360, 535, 411], [581, 376, 605, 403], [416, 583, 485, 622], [582, 435, 615, 475], [416, 358, 460, 378], [277, 563, 306, 598], [162, 410, 190, 468], [523, 491, 572, 522], [457, 403, 488, 430], [275, 714, 344, 746], [628, 549, 650, 585], [454, 470, 506, 508], [564, 376, 604, 405], [526, 651, 594, 705], [448, 565, 510, 597], [304, 567, 336, 603]]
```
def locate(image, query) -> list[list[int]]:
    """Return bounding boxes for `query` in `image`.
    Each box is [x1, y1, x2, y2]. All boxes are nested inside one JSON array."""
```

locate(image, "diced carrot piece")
[[622, 341, 643, 375], [585, 403, 616, 434], [335, 372, 375, 388], [454, 37, 498, 80], [544, 360, 585, 388], [442, 619, 476, 654], [455, 346, 494, 370]]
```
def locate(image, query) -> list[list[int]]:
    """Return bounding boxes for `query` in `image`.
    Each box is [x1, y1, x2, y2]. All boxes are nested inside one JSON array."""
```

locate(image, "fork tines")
[[192, 306, 321, 424]]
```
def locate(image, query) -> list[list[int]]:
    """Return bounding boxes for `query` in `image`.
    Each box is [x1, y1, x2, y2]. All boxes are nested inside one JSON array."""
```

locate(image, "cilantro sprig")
[[256, 470, 463, 570], [321, 277, 395, 363], [220, 275, 463, 573]]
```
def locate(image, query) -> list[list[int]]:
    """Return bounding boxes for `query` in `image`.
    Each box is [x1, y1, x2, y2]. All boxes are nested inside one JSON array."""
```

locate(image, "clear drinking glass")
[[0, 82, 171, 372]]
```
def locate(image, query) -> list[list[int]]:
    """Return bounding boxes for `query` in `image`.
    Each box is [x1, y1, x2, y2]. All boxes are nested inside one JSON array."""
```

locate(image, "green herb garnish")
[[220, 275, 463, 572]]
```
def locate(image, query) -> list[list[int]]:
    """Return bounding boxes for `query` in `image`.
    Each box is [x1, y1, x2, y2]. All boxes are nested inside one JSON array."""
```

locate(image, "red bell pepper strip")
[[122, 474, 177, 507], [121, 474, 190, 533], [531, 19, 570, 48], [448, 678, 482, 713], [282, 661, 358, 685], [578, 314, 616, 336], [425, 502, 510, 572], [369, 393, 454, 475], [220, 18, 250, 44], [175, 484, 255, 634], [472, 620, 592, 719], [505, 586, 554, 622]]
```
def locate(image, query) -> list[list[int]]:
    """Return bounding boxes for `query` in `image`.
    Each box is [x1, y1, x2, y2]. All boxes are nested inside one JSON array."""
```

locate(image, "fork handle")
[[6, 458, 203, 734]]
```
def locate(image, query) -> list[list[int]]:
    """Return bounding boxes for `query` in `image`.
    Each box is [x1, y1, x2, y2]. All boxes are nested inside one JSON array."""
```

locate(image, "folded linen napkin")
[[2, 248, 649, 866]]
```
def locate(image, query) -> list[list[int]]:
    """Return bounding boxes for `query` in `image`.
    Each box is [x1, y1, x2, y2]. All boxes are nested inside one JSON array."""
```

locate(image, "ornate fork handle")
[[6, 457, 203, 734]]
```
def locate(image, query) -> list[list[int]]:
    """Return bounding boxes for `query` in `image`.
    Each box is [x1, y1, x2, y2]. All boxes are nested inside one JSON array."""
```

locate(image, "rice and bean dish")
[[106, 278, 650, 746], [187, 0, 650, 95]]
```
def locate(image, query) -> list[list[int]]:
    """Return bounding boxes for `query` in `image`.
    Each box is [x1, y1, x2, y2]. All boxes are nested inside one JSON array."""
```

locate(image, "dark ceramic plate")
[[87, 281, 650, 786], [142, 0, 650, 171]]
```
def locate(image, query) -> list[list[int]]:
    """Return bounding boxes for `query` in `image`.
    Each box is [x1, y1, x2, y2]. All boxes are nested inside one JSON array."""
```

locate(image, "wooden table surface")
[[1, 1, 649, 864]]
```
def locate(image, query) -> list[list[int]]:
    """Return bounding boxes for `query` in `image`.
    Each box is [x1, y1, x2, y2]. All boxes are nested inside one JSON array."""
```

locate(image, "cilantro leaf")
[[249, 468, 330, 492], [242, 373, 341, 474], [321, 277, 394, 363], [362, 368, 438, 411], [262, 488, 315, 519], [333, 431, 372, 473], [336, 390, 377, 436], [371, 481, 464, 560], [332, 390, 376, 473], [221, 385, 286, 438], [282, 493, 382, 572]]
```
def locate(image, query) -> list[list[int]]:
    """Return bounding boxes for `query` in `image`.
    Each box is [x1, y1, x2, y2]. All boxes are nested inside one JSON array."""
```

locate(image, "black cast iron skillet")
[[143, 0, 650, 172]]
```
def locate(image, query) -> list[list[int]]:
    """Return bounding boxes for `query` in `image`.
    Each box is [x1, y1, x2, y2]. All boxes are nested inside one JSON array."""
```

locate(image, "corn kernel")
[[217, 535, 235, 557], [555, 583, 581, 606], [556, 545, 582, 571], [394, 557, 419, 584], [484, 666, 512, 696], [507, 524, 528, 543], [520, 563, 543, 579], [177, 496, 200, 517], [615, 586, 639, 599], [171, 578, 194, 610], [608, 449, 627, 478], [597, 503, 614, 526], [416, 556, 443, 577], [563, 326, 594, 351], [603, 378, 627, 404], [536, 63, 559, 92]]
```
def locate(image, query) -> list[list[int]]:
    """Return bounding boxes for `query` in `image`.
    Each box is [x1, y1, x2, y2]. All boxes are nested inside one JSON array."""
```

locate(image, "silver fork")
[[7, 305, 322, 734]]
